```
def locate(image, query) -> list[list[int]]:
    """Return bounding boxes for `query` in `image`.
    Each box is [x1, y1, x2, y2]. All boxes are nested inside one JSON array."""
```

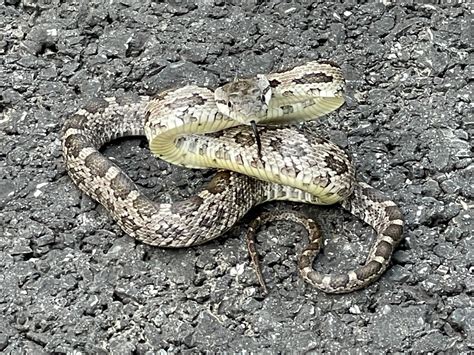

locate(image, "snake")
[[61, 61, 404, 293]]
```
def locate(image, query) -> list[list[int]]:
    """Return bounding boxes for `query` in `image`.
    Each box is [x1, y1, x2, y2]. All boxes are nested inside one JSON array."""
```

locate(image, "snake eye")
[[227, 101, 232, 108]]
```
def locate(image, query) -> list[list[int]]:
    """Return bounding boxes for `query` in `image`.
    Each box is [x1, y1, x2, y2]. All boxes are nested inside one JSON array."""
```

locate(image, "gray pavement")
[[0, 1, 472, 353]]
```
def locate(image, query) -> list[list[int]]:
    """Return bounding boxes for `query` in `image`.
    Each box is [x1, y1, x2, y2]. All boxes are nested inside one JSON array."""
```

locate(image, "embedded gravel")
[[0, 1, 472, 353]]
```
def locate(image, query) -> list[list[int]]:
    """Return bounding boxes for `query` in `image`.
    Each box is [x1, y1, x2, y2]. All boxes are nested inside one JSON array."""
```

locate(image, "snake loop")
[[61, 62, 404, 293]]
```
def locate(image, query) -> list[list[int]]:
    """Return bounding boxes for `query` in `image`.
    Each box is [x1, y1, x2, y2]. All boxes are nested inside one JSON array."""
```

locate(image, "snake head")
[[215, 74, 272, 125]]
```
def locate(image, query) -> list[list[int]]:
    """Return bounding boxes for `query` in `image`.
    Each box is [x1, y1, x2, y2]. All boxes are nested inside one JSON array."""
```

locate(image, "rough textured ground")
[[1, 1, 472, 353]]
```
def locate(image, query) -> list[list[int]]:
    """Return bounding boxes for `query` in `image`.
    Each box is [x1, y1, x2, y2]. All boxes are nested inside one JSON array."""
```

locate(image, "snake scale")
[[62, 62, 404, 293]]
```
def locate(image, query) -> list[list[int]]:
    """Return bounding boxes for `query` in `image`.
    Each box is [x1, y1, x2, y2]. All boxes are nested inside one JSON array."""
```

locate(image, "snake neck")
[[144, 94, 354, 205]]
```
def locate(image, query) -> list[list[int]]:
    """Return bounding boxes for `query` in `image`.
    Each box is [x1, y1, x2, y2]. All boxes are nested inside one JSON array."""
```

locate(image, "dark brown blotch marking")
[[208, 130, 226, 138], [354, 261, 382, 281], [84, 151, 112, 178], [385, 205, 404, 221], [170, 196, 203, 214], [324, 154, 348, 174], [179, 93, 206, 107], [173, 92, 206, 109], [225, 79, 255, 94], [384, 224, 404, 243], [269, 79, 281, 88], [233, 131, 255, 147], [207, 171, 232, 194], [63, 114, 88, 131], [361, 185, 390, 203], [63, 133, 91, 157], [294, 72, 333, 85], [120, 215, 140, 232], [317, 60, 340, 68], [110, 172, 134, 200], [305, 242, 321, 252], [329, 274, 350, 289], [374, 241, 393, 258], [298, 254, 312, 268], [83, 98, 109, 114], [307, 221, 321, 237], [280, 105, 294, 114], [132, 194, 158, 214]]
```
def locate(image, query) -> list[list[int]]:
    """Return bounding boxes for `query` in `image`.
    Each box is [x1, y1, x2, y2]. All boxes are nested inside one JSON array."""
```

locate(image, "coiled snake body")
[[62, 62, 404, 293]]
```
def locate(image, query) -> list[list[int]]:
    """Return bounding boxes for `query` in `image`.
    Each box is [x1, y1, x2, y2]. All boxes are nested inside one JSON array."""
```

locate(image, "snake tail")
[[298, 182, 404, 293]]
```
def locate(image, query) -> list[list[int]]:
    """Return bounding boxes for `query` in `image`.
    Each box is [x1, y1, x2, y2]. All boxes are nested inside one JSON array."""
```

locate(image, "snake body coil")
[[62, 62, 404, 293]]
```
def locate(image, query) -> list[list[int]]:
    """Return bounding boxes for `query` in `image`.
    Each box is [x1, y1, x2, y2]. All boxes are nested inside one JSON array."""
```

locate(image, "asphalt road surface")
[[0, 1, 472, 353]]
